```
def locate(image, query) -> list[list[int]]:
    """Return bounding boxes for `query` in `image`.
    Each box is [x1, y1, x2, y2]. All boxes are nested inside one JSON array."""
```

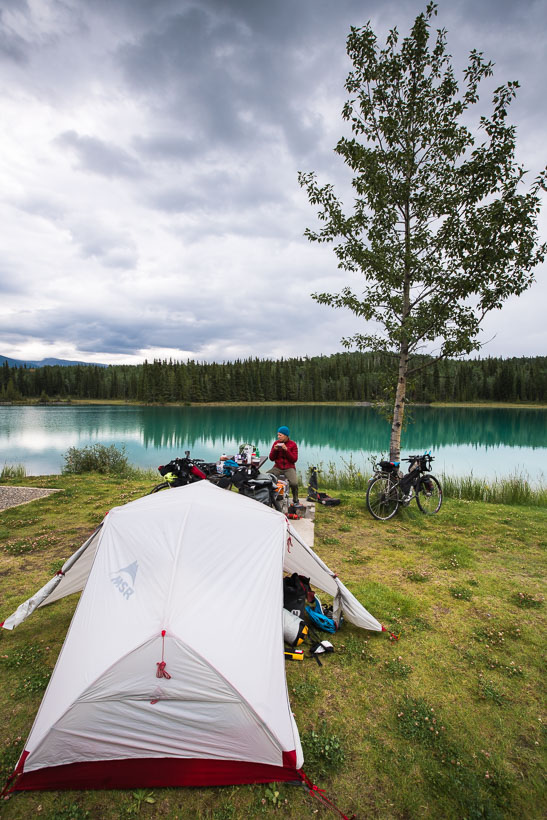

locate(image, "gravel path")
[[0, 486, 61, 511]]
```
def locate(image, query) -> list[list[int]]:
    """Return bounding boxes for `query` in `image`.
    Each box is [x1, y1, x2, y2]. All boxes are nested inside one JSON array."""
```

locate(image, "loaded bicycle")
[[366, 452, 442, 521], [148, 451, 216, 493]]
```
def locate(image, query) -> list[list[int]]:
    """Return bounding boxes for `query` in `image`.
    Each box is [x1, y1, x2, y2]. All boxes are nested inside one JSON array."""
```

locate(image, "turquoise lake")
[[0, 404, 545, 482]]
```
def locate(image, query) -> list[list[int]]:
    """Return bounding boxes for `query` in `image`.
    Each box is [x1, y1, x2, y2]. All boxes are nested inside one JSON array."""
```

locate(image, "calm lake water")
[[1, 405, 546, 483]]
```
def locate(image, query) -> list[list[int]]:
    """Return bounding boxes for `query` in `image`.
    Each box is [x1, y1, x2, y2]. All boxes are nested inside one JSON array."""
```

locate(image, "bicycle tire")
[[366, 475, 400, 521], [148, 481, 171, 494], [416, 474, 442, 514]]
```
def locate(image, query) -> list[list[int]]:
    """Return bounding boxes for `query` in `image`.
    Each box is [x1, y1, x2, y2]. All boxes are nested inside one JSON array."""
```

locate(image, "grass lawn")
[[0, 474, 545, 819]]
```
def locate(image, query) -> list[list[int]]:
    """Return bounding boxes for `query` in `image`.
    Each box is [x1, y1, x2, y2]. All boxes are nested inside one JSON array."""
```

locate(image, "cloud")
[[0, 8, 30, 65], [0, 0, 545, 365], [133, 133, 202, 161], [66, 219, 139, 268], [0, 267, 26, 295], [55, 131, 145, 179], [17, 194, 66, 222], [0, 297, 328, 357], [115, 2, 334, 160]]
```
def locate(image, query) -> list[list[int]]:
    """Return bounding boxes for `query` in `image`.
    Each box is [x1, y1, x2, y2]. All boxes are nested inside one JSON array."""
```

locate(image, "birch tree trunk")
[[389, 346, 408, 462], [390, 194, 411, 463]]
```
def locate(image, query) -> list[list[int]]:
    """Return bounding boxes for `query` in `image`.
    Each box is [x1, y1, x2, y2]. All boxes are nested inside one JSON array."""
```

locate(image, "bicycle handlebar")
[[401, 453, 434, 464]]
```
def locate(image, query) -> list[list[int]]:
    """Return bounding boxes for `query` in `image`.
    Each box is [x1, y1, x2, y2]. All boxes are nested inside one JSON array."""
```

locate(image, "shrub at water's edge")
[[62, 444, 131, 476], [59, 444, 159, 480]]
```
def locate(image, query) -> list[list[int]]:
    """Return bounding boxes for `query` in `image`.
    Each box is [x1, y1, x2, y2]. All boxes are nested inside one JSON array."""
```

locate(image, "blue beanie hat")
[[277, 426, 290, 437]]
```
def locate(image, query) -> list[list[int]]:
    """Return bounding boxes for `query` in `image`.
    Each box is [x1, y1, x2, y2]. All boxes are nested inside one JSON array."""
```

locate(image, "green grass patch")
[[478, 677, 506, 706], [441, 470, 547, 506], [0, 476, 545, 818], [1, 464, 27, 480], [1, 643, 45, 669], [4, 531, 60, 556], [300, 721, 346, 779], [472, 624, 522, 647], [345, 547, 372, 564], [511, 591, 544, 609], [383, 656, 413, 678], [288, 678, 320, 702], [14, 669, 52, 698], [403, 568, 430, 582], [350, 579, 420, 621], [395, 695, 512, 816], [337, 631, 377, 667], [50, 805, 90, 820], [449, 585, 473, 601]]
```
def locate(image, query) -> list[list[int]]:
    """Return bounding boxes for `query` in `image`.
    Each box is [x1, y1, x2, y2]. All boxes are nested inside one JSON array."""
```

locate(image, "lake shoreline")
[[1, 399, 546, 409]]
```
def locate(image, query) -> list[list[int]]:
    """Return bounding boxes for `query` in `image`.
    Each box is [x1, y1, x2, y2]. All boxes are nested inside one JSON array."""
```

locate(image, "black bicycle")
[[366, 453, 442, 521], [148, 452, 216, 494]]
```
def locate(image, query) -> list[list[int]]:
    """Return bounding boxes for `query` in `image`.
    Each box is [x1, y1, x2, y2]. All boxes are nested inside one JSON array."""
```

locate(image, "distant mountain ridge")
[[1, 355, 108, 368]]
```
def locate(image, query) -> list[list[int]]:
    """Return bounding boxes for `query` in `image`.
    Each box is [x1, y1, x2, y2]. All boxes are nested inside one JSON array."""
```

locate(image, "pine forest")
[[1, 353, 545, 405]]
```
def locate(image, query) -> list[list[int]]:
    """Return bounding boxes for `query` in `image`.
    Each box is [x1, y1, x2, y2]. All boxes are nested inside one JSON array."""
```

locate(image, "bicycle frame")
[[366, 453, 442, 520]]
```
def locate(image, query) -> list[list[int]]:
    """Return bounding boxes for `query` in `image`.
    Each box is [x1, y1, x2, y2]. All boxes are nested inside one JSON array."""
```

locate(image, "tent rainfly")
[[1, 480, 382, 795]]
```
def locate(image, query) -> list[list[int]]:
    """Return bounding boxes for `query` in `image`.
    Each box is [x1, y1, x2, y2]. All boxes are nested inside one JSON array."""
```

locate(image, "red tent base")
[[10, 751, 299, 792]]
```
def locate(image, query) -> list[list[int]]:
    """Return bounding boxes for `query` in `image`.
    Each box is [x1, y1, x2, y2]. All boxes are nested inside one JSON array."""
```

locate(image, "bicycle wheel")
[[366, 475, 400, 521], [416, 475, 442, 514], [148, 481, 170, 494]]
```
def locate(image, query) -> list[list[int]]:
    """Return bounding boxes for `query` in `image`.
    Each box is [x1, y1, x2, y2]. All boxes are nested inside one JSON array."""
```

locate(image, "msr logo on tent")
[[111, 560, 138, 600]]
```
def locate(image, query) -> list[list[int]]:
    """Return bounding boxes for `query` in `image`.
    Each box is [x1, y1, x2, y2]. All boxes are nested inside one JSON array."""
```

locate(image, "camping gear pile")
[[1, 480, 382, 807], [216, 458, 285, 510], [282, 572, 337, 663], [156, 445, 291, 513]]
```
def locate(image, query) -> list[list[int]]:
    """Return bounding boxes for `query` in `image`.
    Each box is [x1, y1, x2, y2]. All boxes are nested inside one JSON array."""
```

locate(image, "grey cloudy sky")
[[1, 0, 545, 365]]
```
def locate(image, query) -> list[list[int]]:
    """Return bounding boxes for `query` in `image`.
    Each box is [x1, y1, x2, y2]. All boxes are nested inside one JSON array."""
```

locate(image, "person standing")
[[268, 426, 300, 505]]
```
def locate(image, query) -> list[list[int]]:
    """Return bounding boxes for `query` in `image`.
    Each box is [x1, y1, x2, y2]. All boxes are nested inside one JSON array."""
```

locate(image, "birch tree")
[[299, 2, 546, 460]]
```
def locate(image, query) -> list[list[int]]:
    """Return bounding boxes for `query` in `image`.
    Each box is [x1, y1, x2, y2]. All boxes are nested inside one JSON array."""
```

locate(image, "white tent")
[[2, 480, 381, 793]]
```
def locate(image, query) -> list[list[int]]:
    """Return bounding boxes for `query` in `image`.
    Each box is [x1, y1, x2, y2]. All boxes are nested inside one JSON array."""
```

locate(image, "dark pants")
[[268, 466, 299, 502]]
